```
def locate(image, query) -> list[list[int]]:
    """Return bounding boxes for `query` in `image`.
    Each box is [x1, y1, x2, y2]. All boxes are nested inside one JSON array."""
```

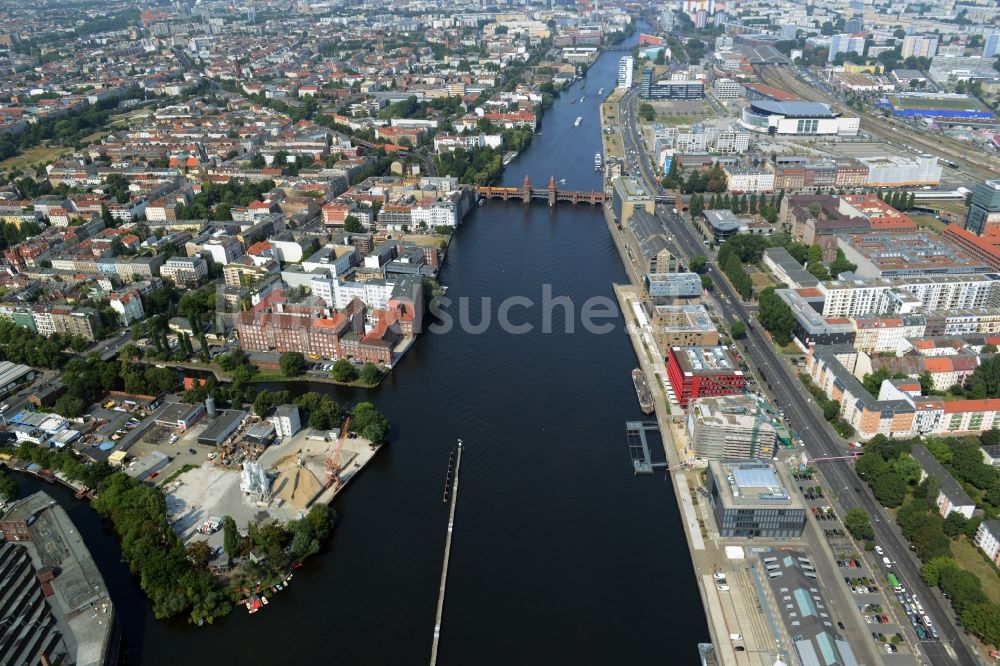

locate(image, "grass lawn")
[[0, 143, 72, 170], [952, 537, 1000, 605], [401, 233, 449, 248], [78, 130, 112, 144], [750, 270, 776, 291], [655, 114, 711, 125], [911, 214, 947, 233], [776, 341, 800, 355]]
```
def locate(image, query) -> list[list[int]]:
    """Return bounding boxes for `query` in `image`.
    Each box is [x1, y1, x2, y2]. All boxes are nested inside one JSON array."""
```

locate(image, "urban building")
[[836, 234, 990, 278], [687, 395, 779, 460], [270, 404, 301, 439], [625, 209, 682, 275], [828, 34, 866, 62], [611, 177, 655, 223], [901, 35, 939, 59], [160, 256, 208, 283], [975, 520, 1000, 565], [762, 247, 819, 289], [0, 492, 118, 666], [724, 167, 774, 194], [739, 100, 859, 136], [666, 346, 745, 407], [706, 460, 806, 538], [856, 155, 942, 187], [966, 180, 1000, 237], [645, 272, 703, 299], [639, 67, 704, 99], [618, 56, 634, 89], [649, 304, 719, 349], [910, 443, 977, 519], [712, 78, 742, 99]]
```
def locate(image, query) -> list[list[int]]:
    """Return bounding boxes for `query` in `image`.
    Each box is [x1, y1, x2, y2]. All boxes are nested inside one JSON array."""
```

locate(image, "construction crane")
[[325, 417, 350, 488]]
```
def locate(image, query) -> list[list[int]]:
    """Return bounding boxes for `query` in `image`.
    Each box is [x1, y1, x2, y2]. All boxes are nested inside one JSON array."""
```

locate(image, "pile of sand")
[[271, 467, 324, 510]]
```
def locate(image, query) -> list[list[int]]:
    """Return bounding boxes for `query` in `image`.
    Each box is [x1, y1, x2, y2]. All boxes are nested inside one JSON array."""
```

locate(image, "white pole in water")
[[430, 439, 463, 666]]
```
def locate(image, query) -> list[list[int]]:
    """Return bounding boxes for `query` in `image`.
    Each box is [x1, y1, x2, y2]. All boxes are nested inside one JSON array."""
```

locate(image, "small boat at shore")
[[632, 368, 654, 415]]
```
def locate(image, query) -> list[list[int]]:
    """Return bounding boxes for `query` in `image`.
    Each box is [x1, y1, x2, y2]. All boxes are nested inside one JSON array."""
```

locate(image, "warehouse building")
[[198, 409, 248, 446]]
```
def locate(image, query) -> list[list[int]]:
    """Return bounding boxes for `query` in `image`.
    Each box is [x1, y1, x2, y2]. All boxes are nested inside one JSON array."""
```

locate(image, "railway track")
[[754, 63, 998, 182]]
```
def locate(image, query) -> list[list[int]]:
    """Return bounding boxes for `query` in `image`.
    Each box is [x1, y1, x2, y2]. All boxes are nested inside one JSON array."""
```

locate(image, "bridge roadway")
[[476, 175, 606, 206], [617, 84, 977, 666]]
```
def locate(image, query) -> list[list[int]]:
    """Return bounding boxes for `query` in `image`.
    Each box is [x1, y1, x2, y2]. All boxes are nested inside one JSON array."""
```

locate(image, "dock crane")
[[325, 417, 350, 489]]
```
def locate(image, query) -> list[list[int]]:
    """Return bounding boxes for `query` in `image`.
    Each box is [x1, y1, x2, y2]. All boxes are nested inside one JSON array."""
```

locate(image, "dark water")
[[18, 26, 709, 665]]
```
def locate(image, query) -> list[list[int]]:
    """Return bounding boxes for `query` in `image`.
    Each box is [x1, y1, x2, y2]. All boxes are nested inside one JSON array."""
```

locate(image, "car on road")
[[189, 448, 197, 454], [874, 545, 883, 555]]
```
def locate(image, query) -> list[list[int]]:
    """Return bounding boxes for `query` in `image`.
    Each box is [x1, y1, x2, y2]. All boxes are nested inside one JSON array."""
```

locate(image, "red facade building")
[[666, 346, 745, 407]]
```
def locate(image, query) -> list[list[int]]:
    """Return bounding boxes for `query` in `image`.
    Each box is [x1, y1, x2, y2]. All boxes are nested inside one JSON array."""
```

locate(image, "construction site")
[[163, 415, 380, 550]]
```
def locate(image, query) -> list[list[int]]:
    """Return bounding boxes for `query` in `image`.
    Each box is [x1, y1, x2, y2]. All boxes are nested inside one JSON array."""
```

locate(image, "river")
[[15, 26, 710, 665]]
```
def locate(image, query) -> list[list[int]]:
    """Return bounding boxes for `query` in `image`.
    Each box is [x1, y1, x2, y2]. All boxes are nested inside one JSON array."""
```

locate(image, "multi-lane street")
[[617, 87, 978, 665]]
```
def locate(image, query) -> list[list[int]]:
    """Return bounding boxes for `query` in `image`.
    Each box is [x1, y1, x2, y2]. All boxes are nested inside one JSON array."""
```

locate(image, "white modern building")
[[740, 101, 859, 136], [724, 167, 774, 193], [270, 404, 301, 439], [901, 35, 939, 59], [712, 78, 742, 99], [829, 33, 866, 62], [160, 256, 208, 283], [986, 33, 1000, 59], [856, 155, 941, 187], [618, 56, 634, 89]]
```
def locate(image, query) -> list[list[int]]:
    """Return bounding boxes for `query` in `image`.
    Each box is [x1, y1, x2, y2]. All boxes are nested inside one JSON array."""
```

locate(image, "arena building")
[[739, 100, 859, 136]]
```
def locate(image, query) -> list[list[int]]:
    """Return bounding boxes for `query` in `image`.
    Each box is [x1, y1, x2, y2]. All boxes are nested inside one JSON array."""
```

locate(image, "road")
[[617, 84, 978, 666]]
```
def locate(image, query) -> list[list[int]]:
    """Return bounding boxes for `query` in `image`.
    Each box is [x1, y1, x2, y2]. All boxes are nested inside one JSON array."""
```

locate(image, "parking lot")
[[800, 467, 925, 661]]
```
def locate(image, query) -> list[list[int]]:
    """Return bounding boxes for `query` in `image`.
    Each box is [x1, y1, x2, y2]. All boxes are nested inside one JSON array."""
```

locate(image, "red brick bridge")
[[476, 176, 606, 206]]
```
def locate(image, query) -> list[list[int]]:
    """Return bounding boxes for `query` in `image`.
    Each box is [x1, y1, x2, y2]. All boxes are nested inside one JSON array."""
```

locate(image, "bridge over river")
[[476, 175, 606, 206]]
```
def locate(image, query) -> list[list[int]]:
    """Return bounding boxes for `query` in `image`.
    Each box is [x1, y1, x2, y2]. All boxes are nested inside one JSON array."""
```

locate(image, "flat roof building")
[[762, 247, 819, 289], [649, 304, 719, 350], [0, 491, 118, 666], [198, 409, 247, 446], [152, 401, 205, 430], [666, 346, 745, 407], [707, 460, 806, 537], [687, 395, 779, 460], [611, 177, 655, 224]]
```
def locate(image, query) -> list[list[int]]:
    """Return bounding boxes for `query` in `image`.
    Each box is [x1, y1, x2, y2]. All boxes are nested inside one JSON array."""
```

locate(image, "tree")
[[730, 321, 746, 339], [54, 394, 85, 418], [343, 215, 363, 233], [331, 358, 359, 383], [871, 469, 907, 508], [921, 555, 956, 587], [701, 274, 713, 291], [0, 471, 16, 501], [222, 515, 241, 560], [100, 203, 113, 227], [689, 255, 707, 273], [844, 507, 875, 541], [757, 287, 797, 346], [943, 511, 969, 538], [638, 103, 655, 122], [279, 351, 306, 377], [965, 356, 1000, 398], [360, 362, 382, 386], [351, 401, 390, 445], [186, 541, 214, 569]]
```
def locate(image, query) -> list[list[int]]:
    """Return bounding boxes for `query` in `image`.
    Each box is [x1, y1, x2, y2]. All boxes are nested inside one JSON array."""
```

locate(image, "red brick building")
[[666, 346, 745, 407]]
